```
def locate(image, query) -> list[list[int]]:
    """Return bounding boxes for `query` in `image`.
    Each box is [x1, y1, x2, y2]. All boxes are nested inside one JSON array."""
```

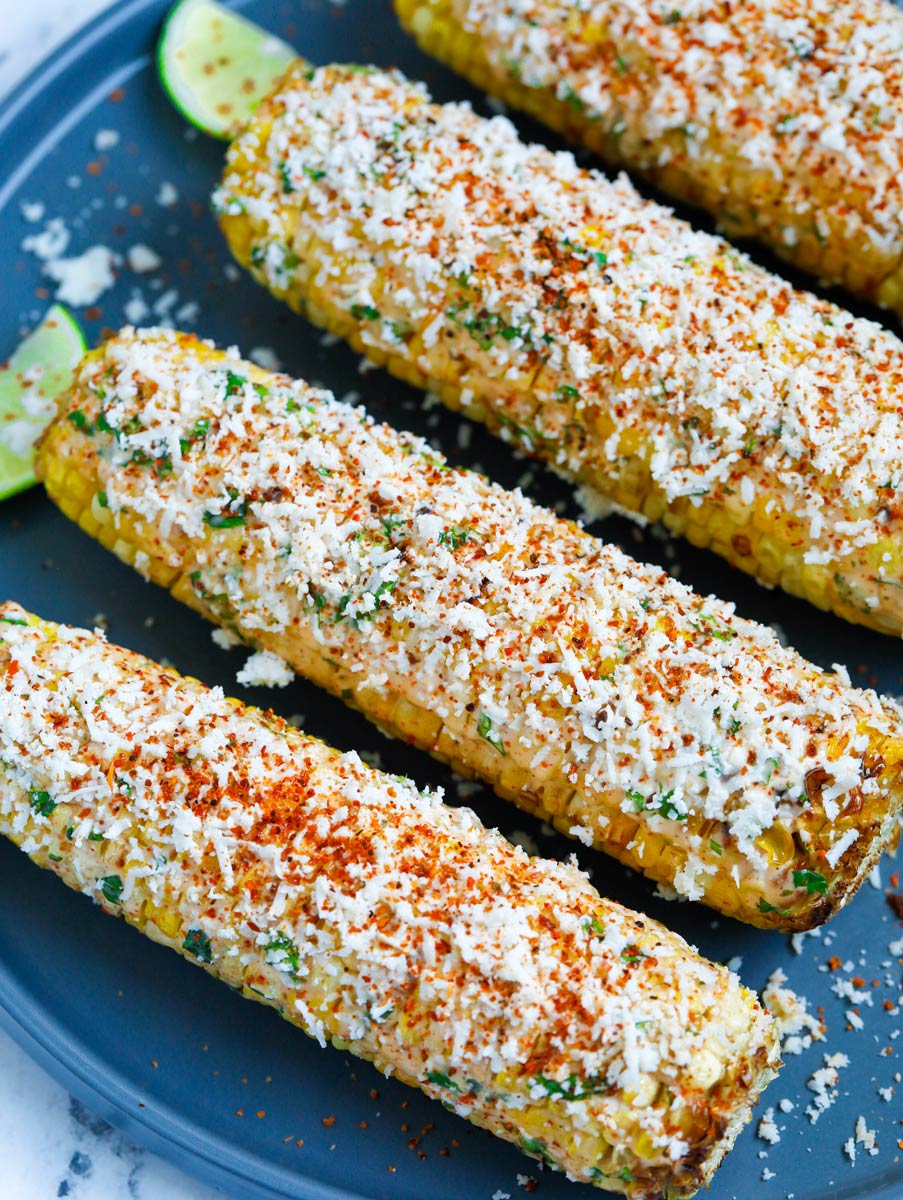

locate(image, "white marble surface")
[[1, 4, 226, 1198]]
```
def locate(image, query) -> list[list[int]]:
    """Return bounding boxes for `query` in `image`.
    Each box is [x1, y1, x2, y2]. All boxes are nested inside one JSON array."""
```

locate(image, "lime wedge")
[[0, 305, 86, 502], [158, 0, 297, 139]]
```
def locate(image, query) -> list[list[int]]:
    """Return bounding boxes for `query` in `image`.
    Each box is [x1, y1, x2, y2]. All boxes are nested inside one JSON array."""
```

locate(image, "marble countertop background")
[[1, 5, 226, 1198]]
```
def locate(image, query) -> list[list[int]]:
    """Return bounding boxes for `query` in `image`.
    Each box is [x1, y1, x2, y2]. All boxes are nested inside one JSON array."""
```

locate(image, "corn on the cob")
[[396, 0, 903, 318], [214, 60, 903, 637], [35, 327, 903, 931], [0, 602, 781, 1199]]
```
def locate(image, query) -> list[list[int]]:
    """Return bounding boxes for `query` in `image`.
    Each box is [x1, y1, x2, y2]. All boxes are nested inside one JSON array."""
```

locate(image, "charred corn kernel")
[[397, 0, 903, 318], [35, 329, 903, 932], [0, 604, 780, 1200], [214, 60, 903, 636]]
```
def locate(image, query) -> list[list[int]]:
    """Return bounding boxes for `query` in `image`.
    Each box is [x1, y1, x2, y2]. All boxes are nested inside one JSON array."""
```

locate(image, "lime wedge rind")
[[158, 0, 297, 140], [0, 305, 86, 502]]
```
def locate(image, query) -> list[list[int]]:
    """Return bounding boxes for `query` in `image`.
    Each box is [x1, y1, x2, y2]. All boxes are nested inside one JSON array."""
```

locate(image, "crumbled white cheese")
[[126, 244, 162, 274], [236, 649, 294, 689], [44, 245, 118, 306]]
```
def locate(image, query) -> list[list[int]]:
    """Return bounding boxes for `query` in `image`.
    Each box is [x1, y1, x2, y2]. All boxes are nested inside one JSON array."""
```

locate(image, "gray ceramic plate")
[[0, 2, 902, 1197]]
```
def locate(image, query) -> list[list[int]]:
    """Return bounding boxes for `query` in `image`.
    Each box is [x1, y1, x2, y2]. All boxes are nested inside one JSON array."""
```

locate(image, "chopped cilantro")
[[618, 1168, 635, 1183], [582, 916, 605, 936], [521, 1137, 556, 1165], [180, 418, 210, 455], [0, 616, 27, 627], [303, 166, 326, 181], [278, 162, 295, 193], [626, 788, 646, 812], [533, 1073, 608, 1100], [555, 385, 580, 402], [380, 513, 405, 540], [67, 410, 92, 434], [561, 85, 585, 111], [29, 790, 56, 817], [350, 303, 380, 321], [356, 579, 397, 622], [620, 945, 646, 966], [100, 875, 124, 905], [757, 898, 791, 916], [265, 931, 301, 977], [477, 713, 506, 755], [88, 830, 105, 842], [426, 1071, 460, 1092], [653, 790, 686, 820], [792, 869, 828, 895], [762, 757, 779, 783], [97, 491, 109, 509], [183, 928, 213, 963], [438, 525, 470, 551], [225, 371, 247, 396], [203, 499, 247, 529]]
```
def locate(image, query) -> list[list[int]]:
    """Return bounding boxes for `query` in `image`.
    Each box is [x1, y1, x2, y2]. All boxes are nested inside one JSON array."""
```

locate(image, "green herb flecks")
[[29, 790, 56, 817], [67, 409, 93, 434], [204, 487, 248, 529], [477, 713, 506, 755], [265, 931, 301, 978], [350, 303, 380, 321], [792, 869, 827, 895], [438, 525, 471, 551], [183, 928, 213, 963], [100, 875, 124, 905], [533, 1072, 609, 1100], [426, 1071, 460, 1093]]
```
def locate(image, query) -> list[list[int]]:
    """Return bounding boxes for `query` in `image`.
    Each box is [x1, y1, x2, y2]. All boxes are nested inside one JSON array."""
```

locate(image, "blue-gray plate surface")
[[0, 2, 902, 1198]]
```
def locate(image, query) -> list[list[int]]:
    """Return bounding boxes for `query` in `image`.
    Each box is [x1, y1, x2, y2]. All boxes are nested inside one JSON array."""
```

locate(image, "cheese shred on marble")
[[215, 60, 903, 635], [0, 604, 779, 1199], [34, 328, 903, 930]]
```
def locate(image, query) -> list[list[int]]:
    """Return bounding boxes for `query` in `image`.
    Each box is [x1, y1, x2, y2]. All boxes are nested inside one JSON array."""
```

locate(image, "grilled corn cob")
[[35, 327, 903, 931], [0, 602, 781, 1199], [396, 0, 903, 318], [214, 60, 903, 636]]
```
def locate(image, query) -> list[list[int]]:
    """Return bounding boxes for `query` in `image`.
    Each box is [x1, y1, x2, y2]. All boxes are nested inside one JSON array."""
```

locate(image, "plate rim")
[[1, 3, 902, 1200]]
